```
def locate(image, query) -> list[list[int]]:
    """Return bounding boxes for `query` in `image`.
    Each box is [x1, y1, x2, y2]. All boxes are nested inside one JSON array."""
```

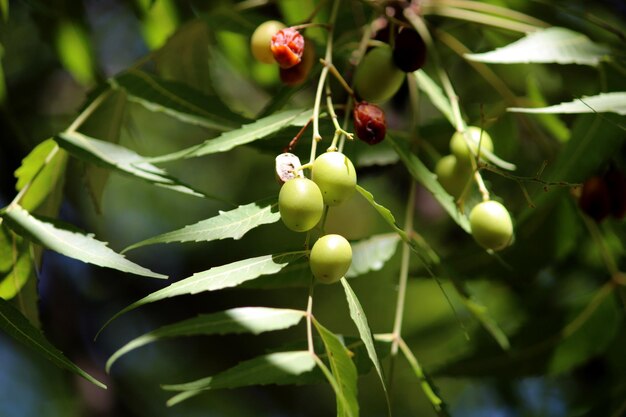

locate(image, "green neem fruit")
[[310, 234, 352, 284], [353, 45, 405, 104], [435, 154, 472, 198], [450, 126, 494, 164], [251, 20, 286, 64], [279, 178, 324, 232], [469, 200, 513, 251], [312, 152, 357, 206]]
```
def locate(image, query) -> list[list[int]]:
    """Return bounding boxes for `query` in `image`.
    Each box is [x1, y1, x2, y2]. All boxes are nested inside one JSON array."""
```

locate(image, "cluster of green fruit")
[[278, 151, 357, 284], [436, 127, 513, 251]]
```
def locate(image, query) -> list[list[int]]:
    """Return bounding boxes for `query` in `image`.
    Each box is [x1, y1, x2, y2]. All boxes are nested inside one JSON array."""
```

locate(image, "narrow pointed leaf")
[[149, 109, 310, 163], [163, 351, 316, 406], [14, 139, 68, 212], [313, 319, 359, 417], [386, 137, 471, 233], [1, 204, 166, 279], [508, 92, 626, 115], [341, 278, 389, 413], [414, 70, 454, 126], [0, 297, 106, 388], [107, 307, 305, 372], [346, 233, 400, 278], [356, 185, 441, 266], [56, 131, 206, 198], [399, 339, 448, 417], [98, 252, 307, 334], [111, 70, 248, 131], [0, 225, 32, 300], [465, 27, 609, 67], [124, 199, 279, 252]]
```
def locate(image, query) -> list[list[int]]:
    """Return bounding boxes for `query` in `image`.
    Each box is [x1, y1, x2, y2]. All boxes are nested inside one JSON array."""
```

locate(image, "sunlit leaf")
[[341, 278, 389, 413], [138, 0, 178, 50], [0, 225, 32, 300], [54, 21, 95, 85], [14, 139, 68, 213], [111, 70, 247, 131], [149, 109, 310, 163], [56, 131, 207, 198], [346, 233, 400, 278], [314, 319, 359, 417], [465, 27, 609, 66], [1, 204, 166, 280], [508, 92, 626, 116], [98, 252, 307, 334], [124, 198, 280, 252], [163, 351, 317, 406], [414, 70, 454, 126], [107, 307, 305, 372], [0, 297, 106, 388], [386, 136, 471, 233]]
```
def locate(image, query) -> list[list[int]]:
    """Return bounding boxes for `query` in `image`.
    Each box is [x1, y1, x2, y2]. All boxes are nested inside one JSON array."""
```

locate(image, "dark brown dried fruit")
[[604, 165, 626, 219], [578, 176, 611, 222], [271, 27, 304, 69], [353, 102, 387, 145], [392, 28, 427, 72]]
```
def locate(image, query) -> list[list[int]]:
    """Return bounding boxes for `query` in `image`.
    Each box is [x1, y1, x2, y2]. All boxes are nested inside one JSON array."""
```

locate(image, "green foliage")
[[1, 1, 626, 416]]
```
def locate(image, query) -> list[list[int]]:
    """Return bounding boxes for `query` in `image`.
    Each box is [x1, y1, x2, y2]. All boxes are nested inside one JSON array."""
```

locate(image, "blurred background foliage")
[[0, 0, 625, 416]]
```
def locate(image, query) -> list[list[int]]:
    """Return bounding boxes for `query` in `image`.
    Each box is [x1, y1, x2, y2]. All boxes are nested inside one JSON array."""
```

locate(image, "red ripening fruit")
[[604, 165, 626, 219], [353, 102, 387, 145], [271, 27, 304, 69], [279, 38, 315, 86], [392, 28, 427, 72], [578, 176, 611, 222]]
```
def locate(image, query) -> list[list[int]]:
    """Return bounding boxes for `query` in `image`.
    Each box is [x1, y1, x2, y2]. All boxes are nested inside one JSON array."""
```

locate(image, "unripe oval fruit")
[[469, 200, 513, 251], [251, 20, 286, 64], [435, 154, 471, 198], [353, 101, 387, 145], [312, 152, 357, 206], [450, 126, 494, 164], [353, 45, 405, 104], [310, 234, 352, 284], [279, 178, 324, 232]]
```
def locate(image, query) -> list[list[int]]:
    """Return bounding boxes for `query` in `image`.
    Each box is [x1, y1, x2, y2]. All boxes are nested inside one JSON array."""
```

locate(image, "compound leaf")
[[508, 92, 626, 116]]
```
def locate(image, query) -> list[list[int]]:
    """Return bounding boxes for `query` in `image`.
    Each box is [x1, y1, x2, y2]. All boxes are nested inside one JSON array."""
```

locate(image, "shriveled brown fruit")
[[578, 176, 611, 222], [353, 102, 387, 145]]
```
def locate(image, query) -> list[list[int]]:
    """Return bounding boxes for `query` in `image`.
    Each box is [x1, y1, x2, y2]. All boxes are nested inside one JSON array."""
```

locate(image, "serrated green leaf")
[[81, 89, 128, 212], [107, 307, 305, 372], [465, 27, 609, 67], [56, 131, 207, 198], [124, 198, 280, 252], [508, 92, 626, 116], [314, 319, 359, 417], [0, 297, 106, 388], [149, 109, 310, 163], [111, 69, 247, 131], [163, 351, 317, 406], [1, 204, 166, 280], [386, 136, 471, 233], [341, 278, 389, 414], [98, 252, 307, 335], [346, 233, 400, 278], [14, 139, 68, 213], [414, 70, 454, 126], [0, 225, 32, 300]]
